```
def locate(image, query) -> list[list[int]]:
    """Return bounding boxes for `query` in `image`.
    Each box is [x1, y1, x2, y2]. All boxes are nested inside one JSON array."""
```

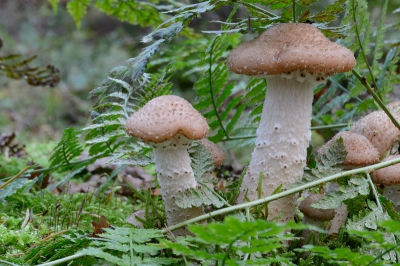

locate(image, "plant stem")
[[166, 156, 400, 232], [292, 0, 296, 22], [352, 0, 379, 94], [352, 69, 400, 131], [0, 165, 31, 189], [365, 172, 383, 212]]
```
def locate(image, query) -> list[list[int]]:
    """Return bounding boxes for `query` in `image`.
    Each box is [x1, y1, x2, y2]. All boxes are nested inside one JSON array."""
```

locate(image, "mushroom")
[[372, 155, 400, 212], [299, 193, 335, 243], [125, 95, 209, 236], [227, 23, 355, 222], [199, 138, 225, 189], [317, 131, 380, 169], [350, 110, 400, 159]]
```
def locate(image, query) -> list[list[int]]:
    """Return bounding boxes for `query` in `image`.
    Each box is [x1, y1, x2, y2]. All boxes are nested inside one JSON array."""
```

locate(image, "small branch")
[[352, 69, 400, 131], [0, 165, 31, 189], [165, 156, 400, 232], [208, 37, 229, 139]]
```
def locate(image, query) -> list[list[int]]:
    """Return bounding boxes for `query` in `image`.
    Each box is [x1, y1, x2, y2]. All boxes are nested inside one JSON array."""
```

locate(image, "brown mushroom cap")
[[199, 138, 225, 167], [372, 155, 400, 185], [387, 101, 400, 111], [318, 131, 380, 168], [350, 110, 400, 158], [299, 194, 335, 221], [227, 23, 355, 79], [126, 95, 209, 143]]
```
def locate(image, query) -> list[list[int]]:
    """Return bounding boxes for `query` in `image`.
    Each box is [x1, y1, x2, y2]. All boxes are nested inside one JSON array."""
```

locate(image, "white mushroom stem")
[[152, 136, 204, 235], [237, 71, 323, 222]]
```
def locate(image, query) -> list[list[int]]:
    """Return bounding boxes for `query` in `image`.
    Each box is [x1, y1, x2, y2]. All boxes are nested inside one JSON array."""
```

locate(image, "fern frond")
[[78, 227, 176, 265], [49, 127, 84, 170], [311, 176, 369, 209], [66, 0, 90, 29]]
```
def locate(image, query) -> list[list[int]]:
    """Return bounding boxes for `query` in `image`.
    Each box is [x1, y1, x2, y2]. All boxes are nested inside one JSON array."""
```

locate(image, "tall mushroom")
[[227, 23, 355, 222], [125, 95, 209, 236]]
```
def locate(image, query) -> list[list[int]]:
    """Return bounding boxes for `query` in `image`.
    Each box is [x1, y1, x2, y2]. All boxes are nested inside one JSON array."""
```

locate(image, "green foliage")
[[21, 232, 93, 265], [189, 141, 215, 182], [78, 227, 177, 265], [312, 176, 369, 209], [319, 137, 348, 168], [175, 186, 226, 209], [49, 127, 85, 171], [59, 0, 164, 29], [162, 216, 307, 265], [298, 219, 400, 265], [0, 224, 40, 254]]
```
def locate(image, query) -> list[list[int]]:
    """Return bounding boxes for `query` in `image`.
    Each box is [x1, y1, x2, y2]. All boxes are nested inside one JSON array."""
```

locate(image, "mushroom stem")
[[237, 72, 321, 222], [153, 141, 204, 235]]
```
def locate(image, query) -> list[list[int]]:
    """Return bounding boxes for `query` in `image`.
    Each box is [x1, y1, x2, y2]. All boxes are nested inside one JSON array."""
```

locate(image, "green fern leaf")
[[188, 141, 215, 181], [66, 0, 90, 29], [175, 186, 225, 208], [0, 178, 28, 200], [312, 0, 346, 23], [49, 127, 84, 170], [347, 201, 389, 231], [319, 137, 347, 168], [311, 176, 369, 209]]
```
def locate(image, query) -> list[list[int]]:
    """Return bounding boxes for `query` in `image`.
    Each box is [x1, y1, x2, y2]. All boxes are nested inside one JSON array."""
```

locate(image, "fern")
[[288, 138, 347, 189], [311, 176, 369, 209], [48, 127, 85, 171], [78, 227, 177, 265], [161, 216, 307, 265]]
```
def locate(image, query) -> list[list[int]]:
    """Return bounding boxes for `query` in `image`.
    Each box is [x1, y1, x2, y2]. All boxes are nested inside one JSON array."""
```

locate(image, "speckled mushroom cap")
[[227, 23, 355, 79], [372, 155, 400, 185], [199, 139, 225, 167], [387, 101, 400, 111], [350, 110, 400, 158], [126, 95, 209, 143], [318, 131, 380, 168], [299, 194, 335, 221]]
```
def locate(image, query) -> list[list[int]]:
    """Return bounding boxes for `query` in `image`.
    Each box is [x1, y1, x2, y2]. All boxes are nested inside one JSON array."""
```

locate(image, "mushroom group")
[[125, 95, 210, 236], [227, 23, 356, 222]]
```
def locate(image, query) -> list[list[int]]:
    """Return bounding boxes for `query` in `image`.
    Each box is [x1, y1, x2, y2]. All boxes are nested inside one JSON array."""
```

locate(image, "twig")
[[165, 156, 400, 232], [352, 69, 400, 131], [0, 165, 31, 189]]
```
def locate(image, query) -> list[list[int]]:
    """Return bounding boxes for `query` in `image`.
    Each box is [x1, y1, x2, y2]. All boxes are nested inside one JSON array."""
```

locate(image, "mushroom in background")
[[227, 23, 356, 222], [125, 95, 209, 236], [350, 110, 400, 159], [372, 155, 400, 212], [317, 131, 380, 169], [199, 138, 226, 189], [299, 193, 335, 244]]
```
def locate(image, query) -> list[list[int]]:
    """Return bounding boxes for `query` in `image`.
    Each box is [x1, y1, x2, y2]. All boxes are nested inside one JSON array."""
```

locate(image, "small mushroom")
[[372, 155, 400, 212], [350, 110, 400, 159], [317, 131, 380, 169], [299, 193, 335, 243], [227, 23, 356, 222], [126, 95, 209, 236]]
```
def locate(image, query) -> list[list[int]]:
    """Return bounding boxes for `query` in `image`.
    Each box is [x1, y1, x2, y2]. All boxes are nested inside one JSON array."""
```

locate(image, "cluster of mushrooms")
[[124, 22, 400, 238]]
